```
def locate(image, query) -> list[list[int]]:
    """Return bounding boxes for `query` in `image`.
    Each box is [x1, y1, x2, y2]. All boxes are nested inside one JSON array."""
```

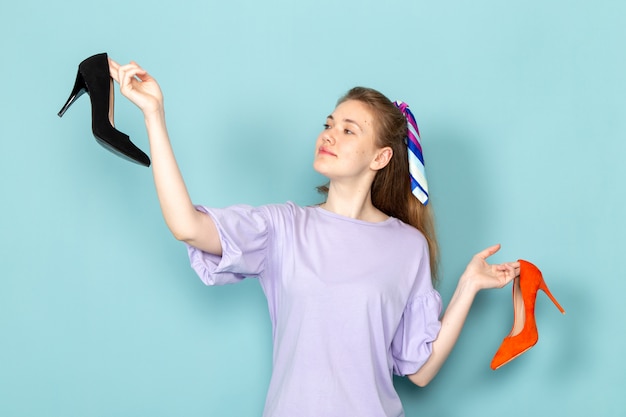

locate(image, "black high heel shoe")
[[58, 52, 151, 167]]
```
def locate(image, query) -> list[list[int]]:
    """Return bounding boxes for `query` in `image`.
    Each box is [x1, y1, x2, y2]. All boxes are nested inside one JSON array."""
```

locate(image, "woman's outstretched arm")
[[109, 59, 221, 255], [408, 244, 519, 386]]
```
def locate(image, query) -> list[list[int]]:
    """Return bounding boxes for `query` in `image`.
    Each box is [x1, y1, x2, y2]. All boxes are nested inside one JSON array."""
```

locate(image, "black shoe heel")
[[58, 52, 151, 167], [58, 71, 87, 117]]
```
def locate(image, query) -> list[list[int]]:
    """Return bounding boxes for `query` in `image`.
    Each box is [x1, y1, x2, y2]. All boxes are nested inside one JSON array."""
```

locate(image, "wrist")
[[144, 107, 166, 127], [457, 272, 482, 296]]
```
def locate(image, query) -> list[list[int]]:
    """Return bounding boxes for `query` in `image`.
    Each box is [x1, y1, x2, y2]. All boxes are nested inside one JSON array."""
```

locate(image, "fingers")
[[106, 59, 163, 114], [494, 262, 519, 287], [474, 246, 520, 273], [475, 243, 501, 260], [119, 64, 138, 88], [108, 59, 148, 86], [116, 63, 150, 98], [108, 59, 146, 84], [502, 264, 516, 286], [495, 261, 519, 270], [499, 262, 520, 279], [108, 57, 120, 82], [506, 261, 521, 273]]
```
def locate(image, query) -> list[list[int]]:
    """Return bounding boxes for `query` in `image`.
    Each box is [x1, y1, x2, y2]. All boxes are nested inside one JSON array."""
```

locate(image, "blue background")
[[1, 0, 624, 415]]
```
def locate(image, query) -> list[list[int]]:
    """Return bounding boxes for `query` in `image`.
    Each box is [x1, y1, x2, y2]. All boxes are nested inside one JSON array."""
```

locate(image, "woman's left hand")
[[462, 244, 519, 291]]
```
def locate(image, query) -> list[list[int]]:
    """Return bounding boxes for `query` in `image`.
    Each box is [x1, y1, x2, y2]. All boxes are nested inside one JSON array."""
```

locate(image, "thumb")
[[475, 244, 501, 261]]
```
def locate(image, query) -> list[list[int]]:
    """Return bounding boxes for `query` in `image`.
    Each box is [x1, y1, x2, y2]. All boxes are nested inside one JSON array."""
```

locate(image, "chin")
[[312, 160, 325, 175], [313, 161, 333, 177]]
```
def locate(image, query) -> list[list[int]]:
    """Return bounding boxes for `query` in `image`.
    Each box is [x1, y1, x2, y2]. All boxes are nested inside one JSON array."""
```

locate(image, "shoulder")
[[252, 201, 320, 232], [389, 217, 428, 246], [258, 201, 308, 219]]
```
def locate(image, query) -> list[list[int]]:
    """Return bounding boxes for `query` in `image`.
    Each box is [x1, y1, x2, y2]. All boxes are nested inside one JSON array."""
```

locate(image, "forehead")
[[331, 100, 375, 127]]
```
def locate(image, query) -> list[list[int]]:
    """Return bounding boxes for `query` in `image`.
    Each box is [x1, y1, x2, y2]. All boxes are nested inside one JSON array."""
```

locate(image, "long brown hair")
[[318, 87, 439, 284]]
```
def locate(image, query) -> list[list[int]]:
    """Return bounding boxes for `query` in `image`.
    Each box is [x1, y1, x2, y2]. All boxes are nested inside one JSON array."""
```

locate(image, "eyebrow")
[[326, 115, 364, 132]]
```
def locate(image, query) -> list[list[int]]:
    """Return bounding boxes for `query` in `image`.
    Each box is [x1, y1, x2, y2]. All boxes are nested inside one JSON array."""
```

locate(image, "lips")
[[318, 146, 336, 157]]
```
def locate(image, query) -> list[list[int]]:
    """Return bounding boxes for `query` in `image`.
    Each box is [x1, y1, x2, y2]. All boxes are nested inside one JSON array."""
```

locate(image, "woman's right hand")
[[109, 58, 164, 117], [108, 57, 222, 254]]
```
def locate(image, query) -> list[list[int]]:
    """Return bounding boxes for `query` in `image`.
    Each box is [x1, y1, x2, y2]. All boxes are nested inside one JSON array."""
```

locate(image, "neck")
[[322, 181, 388, 222]]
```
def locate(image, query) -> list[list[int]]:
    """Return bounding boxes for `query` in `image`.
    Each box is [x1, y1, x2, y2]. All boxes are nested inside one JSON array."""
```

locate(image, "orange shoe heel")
[[490, 259, 565, 370]]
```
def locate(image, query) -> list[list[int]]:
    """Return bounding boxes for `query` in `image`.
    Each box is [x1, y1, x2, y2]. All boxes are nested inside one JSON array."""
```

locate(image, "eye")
[[323, 123, 331, 130], [344, 129, 354, 135]]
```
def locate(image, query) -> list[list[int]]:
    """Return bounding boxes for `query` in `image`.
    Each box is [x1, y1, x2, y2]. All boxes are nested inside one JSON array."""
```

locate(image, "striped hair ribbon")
[[393, 101, 429, 205]]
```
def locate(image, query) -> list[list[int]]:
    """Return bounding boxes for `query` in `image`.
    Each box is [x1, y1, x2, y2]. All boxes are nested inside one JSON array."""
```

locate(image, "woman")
[[109, 58, 519, 417]]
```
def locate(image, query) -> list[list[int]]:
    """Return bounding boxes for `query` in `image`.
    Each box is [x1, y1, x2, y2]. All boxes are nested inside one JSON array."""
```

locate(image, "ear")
[[371, 146, 393, 171]]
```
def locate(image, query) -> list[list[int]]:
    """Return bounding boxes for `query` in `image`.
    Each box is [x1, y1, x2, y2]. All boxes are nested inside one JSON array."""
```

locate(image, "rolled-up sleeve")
[[391, 289, 442, 376], [186, 205, 269, 286]]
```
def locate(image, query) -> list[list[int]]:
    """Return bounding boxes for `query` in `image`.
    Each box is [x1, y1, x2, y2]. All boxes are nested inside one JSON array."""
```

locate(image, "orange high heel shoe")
[[490, 259, 565, 370]]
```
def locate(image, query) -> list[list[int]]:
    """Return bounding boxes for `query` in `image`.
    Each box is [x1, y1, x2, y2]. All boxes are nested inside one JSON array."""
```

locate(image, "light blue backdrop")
[[1, 0, 624, 415]]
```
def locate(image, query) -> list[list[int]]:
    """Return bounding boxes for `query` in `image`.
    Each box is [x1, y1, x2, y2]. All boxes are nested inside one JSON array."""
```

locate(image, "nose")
[[322, 131, 335, 144]]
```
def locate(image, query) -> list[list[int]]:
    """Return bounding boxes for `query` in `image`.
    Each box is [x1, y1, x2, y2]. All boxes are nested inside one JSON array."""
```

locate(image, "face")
[[313, 100, 391, 183]]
